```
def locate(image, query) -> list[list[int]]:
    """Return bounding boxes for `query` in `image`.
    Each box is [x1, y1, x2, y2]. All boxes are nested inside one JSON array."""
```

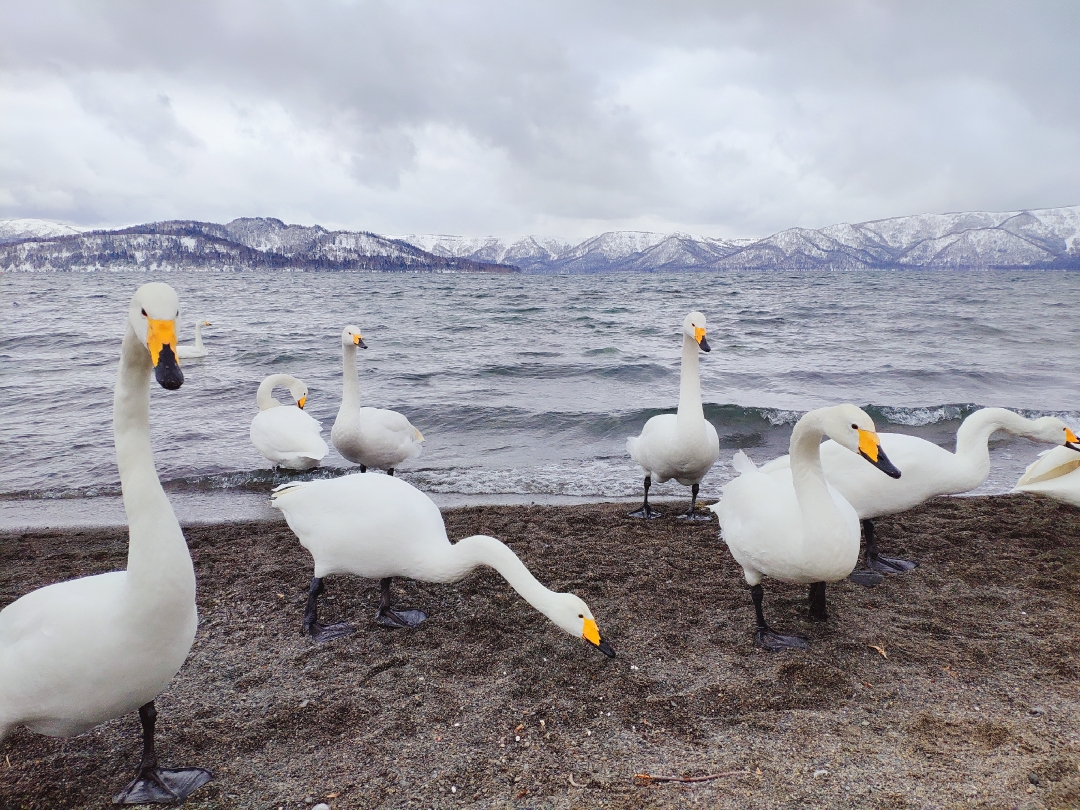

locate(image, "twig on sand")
[[635, 769, 751, 784], [568, 774, 584, 788]]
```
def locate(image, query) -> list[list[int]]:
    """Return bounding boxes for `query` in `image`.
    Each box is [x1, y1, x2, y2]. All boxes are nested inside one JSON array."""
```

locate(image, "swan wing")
[[1016, 445, 1080, 487], [250, 408, 329, 464], [714, 469, 806, 583]]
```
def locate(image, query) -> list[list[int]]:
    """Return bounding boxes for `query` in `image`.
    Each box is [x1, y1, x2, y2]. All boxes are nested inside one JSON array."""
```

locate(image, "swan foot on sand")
[[112, 703, 212, 805], [864, 519, 918, 575], [808, 581, 828, 622], [628, 476, 663, 519], [751, 584, 810, 652], [676, 484, 713, 521], [303, 577, 356, 642], [847, 568, 885, 587], [374, 578, 427, 629]]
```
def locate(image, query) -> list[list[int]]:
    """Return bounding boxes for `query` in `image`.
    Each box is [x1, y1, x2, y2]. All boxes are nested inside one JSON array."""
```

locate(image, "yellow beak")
[[694, 326, 706, 344], [297, 395, 307, 409], [353, 334, 362, 345], [857, 429, 880, 462], [1066, 428, 1079, 444], [582, 618, 601, 646], [147, 318, 178, 367]]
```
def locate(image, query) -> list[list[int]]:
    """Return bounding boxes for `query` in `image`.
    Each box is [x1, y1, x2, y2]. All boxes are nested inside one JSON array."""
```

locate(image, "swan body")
[[627, 311, 720, 519], [250, 373, 328, 470], [710, 405, 900, 649], [271, 472, 614, 656], [0, 283, 209, 801], [331, 326, 424, 473], [177, 320, 211, 359], [1014, 444, 1080, 507]]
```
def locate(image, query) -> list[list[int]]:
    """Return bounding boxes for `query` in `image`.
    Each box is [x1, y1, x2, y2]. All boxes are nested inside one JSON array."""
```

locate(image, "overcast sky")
[[2, 1, 1079, 240]]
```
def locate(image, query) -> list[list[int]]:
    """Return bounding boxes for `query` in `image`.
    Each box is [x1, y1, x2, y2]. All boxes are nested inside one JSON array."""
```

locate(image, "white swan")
[[709, 404, 900, 651], [1014, 443, 1080, 507], [250, 373, 329, 470], [627, 311, 720, 520], [270, 472, 615, 657], [760, 408, 1080, 582], [331, 325, 424, 474], [0, 283, 211, 803], [176, 320, 211, 359]]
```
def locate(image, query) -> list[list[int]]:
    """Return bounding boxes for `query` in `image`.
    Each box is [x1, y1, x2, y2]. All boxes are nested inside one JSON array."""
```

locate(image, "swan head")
[[682, 311, 710, 352], [285, 377, 310, 409], [1023, 416, 1080, 452], [128, 282, 183, 390], [823, 404, 901, 479], [202, 320, 212, 327], [342, 325, 367, 350], [547, 593, 615, 658]]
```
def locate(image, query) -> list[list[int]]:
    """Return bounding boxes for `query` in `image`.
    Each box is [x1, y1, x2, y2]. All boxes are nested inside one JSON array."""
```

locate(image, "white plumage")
[[249, 373, 328, 470], [1014, 443, 1080, 507], [176, 320, 211, 359]]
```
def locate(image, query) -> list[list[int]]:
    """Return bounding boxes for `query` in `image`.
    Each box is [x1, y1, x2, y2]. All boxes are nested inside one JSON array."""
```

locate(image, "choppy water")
[[1, 270, 1077, 528]]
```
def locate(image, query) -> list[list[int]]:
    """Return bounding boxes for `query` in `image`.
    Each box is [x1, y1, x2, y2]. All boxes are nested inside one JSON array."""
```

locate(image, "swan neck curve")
[[788, 413, 848, 542], [676, 334, 704, 424], [445, 535, 557, 617], [193, 322, 204, 350], [953, 408, 1024, 485], [256, 374, 291, 410], [340, 342, 362, 411]]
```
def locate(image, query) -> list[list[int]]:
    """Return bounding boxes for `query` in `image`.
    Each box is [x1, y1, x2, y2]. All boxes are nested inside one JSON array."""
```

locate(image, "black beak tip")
[[699, 336, 711, 353], [358, 339, 368, 349], [154, 346, 184, 390], [1066, 441, 1080, 453], [861, 448, 901, 479], [594, 638, 616, 658]]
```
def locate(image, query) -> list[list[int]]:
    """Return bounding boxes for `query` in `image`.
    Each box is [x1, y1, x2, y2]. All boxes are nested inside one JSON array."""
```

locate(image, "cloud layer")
[[2, 1, 1079, 239]]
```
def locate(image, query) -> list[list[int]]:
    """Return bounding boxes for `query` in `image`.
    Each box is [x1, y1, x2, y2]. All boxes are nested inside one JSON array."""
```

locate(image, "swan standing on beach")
[[711, 405, 900, 651], [331, 325, 424, 474], [1014, 443, 1080, 507], [176, 320, 211, 359], [271, 472, 616, 657], [760, 408, 1079, 584], [0, 283, 211, 804], [250, 373, 329, 470], [627, 311, 720, 520]]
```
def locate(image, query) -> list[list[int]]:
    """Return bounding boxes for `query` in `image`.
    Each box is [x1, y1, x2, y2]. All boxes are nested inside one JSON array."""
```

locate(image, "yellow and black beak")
[[694, 326, 710, 353], [582, 618, 616, 658], [353, 333, 368, 349], [1065, 428, 1080, 452], [147, 318, 183, 390], [857, 429, 900, 479], [297, 395, 307, 410]]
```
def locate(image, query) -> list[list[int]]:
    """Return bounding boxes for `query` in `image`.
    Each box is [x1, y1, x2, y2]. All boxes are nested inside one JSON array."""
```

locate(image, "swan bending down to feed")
[[250, 373, 329, 470], [760, 408, 1080, 585], [331, 326, 424, 475], [711, 405, 900, 651], [1014, 443, 1080, 507], [627, 311, 720, 520], [0, 283, 211, 804], [176, 320, 211, 359], [271, 472, 615, 657]]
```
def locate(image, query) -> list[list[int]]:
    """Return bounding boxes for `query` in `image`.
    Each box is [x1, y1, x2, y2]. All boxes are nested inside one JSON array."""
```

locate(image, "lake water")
[[1, 269, 1077, 529]]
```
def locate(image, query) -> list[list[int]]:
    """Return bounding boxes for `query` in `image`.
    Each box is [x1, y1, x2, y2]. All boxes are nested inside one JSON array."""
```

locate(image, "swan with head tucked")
[[627, 311, 720, 520], [710, 404, 900, 651], [759, 408, 1080, 584], [1013, 442, 1080, 507], [176, 320, 211, 359], [0, 282, 211, 804], [331, 325, 424, 475], [250, 373, 329, 470], [271, 472, 615, 657]]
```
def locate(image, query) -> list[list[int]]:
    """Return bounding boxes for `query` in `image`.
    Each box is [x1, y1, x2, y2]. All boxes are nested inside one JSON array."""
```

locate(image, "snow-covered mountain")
[[0, 218, 81, 244], [398, 205, 1080, 272]]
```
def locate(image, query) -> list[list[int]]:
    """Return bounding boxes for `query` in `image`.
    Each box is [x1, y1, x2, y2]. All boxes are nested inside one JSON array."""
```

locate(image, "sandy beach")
[[1, 494, 1078, 810]]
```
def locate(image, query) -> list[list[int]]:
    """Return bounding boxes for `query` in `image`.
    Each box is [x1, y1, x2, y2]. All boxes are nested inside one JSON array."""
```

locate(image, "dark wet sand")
[[1, 494, 1078, 810]]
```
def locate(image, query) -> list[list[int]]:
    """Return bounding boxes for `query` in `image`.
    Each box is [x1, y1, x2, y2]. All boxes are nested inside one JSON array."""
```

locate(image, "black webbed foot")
[[848, 568, 885, 587], [676, 508, 713, 522], [305, 620, 355, 642], [376, 607, 428, 629], [867, 554, 918, 574], [755, 628, 811, 651], [628, 504, 663, 519], [113, 767, 212, 805]]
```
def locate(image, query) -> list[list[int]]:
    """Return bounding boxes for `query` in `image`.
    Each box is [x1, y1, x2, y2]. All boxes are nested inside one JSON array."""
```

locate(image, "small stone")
[[1028, 773, 1040, 785], [299, 699, 309, 709], [1029, 706, 1047, 716], [451, 786, 457, 794], [813, 769, 829, 778], [313, 804, 331, 810], [304, 797, 313, 804]]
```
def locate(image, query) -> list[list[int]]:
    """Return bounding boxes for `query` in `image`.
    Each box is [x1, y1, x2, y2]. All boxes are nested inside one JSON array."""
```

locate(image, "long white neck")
[[440, 535, 561, 621], [256, 374, 291, 410], [951, 408, 1032, 490], [114, 326, 193, 593], [193, 322, 204, 350], [788, 412, 849, 547], [339, 342, 362, 413], [676, 334, 703, 425]]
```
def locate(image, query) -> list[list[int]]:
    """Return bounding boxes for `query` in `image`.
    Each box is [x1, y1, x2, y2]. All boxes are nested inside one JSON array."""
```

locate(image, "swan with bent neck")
[[760, 407, 1080, 583], [250, 373, 329, 470], [177, 320, 211, 359], [271, 472, 615, 657], [0, 283, 211, 803], [331, 325, 424, 475], [711, 404, 901, 651], [627, 311, 720, 520]]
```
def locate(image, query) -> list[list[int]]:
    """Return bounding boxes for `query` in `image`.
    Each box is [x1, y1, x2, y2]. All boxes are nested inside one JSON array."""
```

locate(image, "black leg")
[[303, 576, 355, 642], [751, 584, 810, 651], [848, 520, 885, 587], [375, 577, 427, 628], [808, 581, 828, 622], [628, 476, 662, 519], [387, 468, 395, 476], [677, 482, 713, 521], [360, 464, 367, 473], [112, 701, 212, 804], [864, 519, 918, 574]]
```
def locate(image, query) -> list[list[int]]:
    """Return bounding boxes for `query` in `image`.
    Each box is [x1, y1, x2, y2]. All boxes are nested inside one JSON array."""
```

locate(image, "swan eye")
[[140, 308, 147, 317], [851, 423, 858, 430]]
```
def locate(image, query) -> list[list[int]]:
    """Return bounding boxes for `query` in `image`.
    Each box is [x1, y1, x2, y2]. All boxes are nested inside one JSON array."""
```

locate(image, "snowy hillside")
[[0, 218, 81, 244]]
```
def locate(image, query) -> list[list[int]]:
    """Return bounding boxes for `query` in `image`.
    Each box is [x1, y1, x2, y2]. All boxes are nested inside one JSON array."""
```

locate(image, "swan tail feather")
[[732, 450, 757, 475], [271, 482, 307, 501]]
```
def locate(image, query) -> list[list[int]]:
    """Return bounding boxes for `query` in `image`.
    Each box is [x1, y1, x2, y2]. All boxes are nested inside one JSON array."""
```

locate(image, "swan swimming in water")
[[0, 282, 211, 803], [711, 404, 900, 651], [176, 320, 211, 359], [331, 326, 424, 475], [1013, 442, 1080, 507], [271, 472, 615, 658], [249, 373, 329, 470], [759, 408, 1079, 585], [627, 311, 720, 520]]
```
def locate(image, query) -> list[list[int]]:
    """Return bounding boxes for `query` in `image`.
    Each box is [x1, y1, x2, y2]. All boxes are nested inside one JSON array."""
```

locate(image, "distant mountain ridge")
[[0, 218, 518, 273], [3, 205, 1078, 272]]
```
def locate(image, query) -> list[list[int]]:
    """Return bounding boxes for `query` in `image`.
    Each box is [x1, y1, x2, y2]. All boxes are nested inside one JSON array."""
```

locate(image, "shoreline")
[[2, 494, 1078, 809]]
